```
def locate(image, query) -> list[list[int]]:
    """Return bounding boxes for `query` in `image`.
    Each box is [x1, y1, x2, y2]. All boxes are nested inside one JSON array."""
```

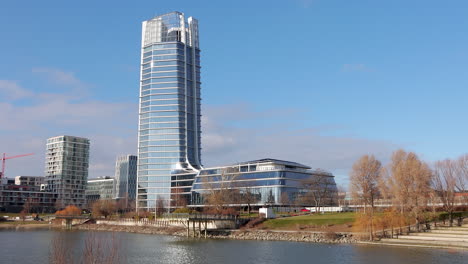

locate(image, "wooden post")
[[204, 220, 207, 238], [198, 221, 201, 238], [192, 220, 196, 237], [187, 220, 190, 237]]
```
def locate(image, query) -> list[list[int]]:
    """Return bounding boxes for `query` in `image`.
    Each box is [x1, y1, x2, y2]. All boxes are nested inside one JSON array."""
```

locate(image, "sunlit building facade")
[[191, 159, 338, 207], [86, 176, 116, 203], [45, 135, 90, 208], [115, 155, 138, 200], [137, 12, 202, 211]]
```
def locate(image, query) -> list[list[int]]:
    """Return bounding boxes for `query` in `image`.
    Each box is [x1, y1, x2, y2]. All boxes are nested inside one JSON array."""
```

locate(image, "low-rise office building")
[[0, 184, 56, 213], [85, 177, 116, 204], [190, 158, 338, 208]]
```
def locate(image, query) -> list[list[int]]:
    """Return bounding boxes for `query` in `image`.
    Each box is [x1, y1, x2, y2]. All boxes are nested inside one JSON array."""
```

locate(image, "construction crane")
[[1, 153, 34, 179]]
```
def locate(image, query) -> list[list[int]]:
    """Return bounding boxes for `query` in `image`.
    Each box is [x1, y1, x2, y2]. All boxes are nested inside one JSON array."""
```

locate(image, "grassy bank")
[[262, 212, 356, 230]]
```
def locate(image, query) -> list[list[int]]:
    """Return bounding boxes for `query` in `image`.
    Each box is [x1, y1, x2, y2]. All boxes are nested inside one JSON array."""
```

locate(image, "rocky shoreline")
[[74, 224, 357, 244], [0, 223, 52, 229]]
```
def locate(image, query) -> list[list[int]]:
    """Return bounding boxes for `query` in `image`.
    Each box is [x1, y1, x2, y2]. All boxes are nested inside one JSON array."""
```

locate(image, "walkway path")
[[366, 222, 468, 250]]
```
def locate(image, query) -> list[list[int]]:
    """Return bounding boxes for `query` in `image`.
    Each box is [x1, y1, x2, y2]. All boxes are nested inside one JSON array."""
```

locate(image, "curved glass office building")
[[137, 12, 202, 211], [191, 159, 338, 207]]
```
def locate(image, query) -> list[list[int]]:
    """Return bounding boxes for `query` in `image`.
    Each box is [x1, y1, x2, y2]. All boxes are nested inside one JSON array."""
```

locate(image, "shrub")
[[173, 207, 192, 214], [244, 217, 266, 228], [56, 205, 81, 216]]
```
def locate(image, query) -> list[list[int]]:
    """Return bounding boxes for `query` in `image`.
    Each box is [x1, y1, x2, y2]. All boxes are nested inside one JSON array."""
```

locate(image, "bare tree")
[[385, 150, 432, 230], [456, 154, 468, 206], [350, 155, 382, 212], [155, 195, 166, 217], [301, 174, 334, 212], [170, 188, 188, 208], [433, 159, 457, 226], [240, 186, 260, 215], [202, 168, 240, 214], [349, 155, 382, 240], [336, 185, 347, 208], [279, 192, 290, 207]]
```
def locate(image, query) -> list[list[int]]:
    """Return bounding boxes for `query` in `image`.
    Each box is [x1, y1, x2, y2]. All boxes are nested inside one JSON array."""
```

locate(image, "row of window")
[[139, 151, 184, 158], [138, 176, 171, 182], [139, 146, 185, 152], [138, 164, 174, 170], [141, 82, 183, 90], [138, 170, 175, 176], [138, 158, 184, 164], [139, 128, 184, 135], [140, 104, 181, 112], [139, 139, 184, 147], [143, 48, 183, 58], [142, 77, 185, 85], [137, 188, 172, 194], [142, 71, 185, 80], [140, 110, 183, 119], [139, 122, 183, 130], [142, 66, 185, 74], [141, 99, 184, 107], [141, 94, 181, 102], [143, 43, 185, 52], [141, 88, 183, 96], [142, 60, 181, 69], [142, 55, 185, 63], [192, 180, 285, 190], [140, 111, 181, 118], [139, 134, 184, 141]]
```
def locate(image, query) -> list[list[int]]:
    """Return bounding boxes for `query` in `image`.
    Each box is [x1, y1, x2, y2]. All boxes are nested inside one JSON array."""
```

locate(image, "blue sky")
[[1, 0, 467, 185]]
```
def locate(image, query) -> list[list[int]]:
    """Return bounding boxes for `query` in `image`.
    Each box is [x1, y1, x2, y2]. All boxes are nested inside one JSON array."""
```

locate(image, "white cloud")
[[0, 80, 33, 100], [32, 67, 91, 96], [2, 72, 396, 186], [0, 73, 137, 179], [201, 104, 398, 185]]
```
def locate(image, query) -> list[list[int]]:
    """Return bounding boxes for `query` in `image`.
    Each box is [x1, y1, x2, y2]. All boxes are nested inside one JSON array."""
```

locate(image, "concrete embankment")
[[75, 224, 356, 243]]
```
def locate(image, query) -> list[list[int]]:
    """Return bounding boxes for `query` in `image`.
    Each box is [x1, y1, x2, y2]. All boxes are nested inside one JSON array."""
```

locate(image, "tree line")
[[350, 149, 468, 239]]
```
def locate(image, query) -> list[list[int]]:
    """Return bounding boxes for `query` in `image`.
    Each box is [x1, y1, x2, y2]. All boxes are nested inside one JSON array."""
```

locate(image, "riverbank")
[[0, 222, 52, 229], [74, 224, 356, 243]]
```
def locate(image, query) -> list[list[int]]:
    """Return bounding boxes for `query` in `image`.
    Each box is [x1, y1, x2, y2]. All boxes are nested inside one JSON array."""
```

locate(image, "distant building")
[[14, 176, 45, 186], [0, 184, 55, 213], [191, 159, 338, 208], [86, 176, 116, 204], [45, 135, 90, 208], [114, 155, 137, 200]]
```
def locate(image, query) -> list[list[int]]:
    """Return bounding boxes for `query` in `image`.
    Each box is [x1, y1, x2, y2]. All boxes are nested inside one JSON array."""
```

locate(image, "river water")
[[0, 228, 466, 264]]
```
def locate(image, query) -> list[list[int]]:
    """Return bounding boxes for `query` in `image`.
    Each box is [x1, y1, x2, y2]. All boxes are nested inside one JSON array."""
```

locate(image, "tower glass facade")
[[137, 12, 202, 211], [115, 155, 137, 200]]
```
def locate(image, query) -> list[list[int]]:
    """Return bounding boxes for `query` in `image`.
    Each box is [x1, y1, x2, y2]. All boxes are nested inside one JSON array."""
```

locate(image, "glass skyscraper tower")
[[137, 12, 202, 211]]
